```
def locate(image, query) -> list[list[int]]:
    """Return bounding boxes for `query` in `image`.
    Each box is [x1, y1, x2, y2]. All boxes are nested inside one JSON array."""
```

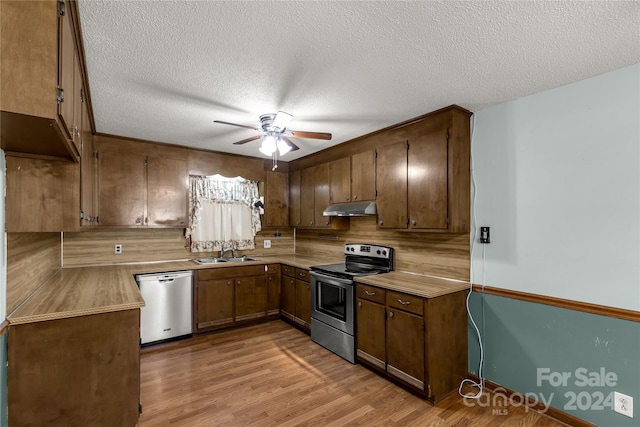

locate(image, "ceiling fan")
[[214, 111, 332, 155]]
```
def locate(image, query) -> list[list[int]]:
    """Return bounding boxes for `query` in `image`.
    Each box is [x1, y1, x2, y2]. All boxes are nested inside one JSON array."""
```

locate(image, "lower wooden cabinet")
[[280, 265, 311, 332], [266, 264, 281, 316], [8, 310, 140, 426], [194, 265, 269, 332], [356, 283, 467, 402]]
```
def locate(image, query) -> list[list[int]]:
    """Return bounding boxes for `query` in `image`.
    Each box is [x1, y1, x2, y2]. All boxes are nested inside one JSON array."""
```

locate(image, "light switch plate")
[[264, 240, 271, 249]]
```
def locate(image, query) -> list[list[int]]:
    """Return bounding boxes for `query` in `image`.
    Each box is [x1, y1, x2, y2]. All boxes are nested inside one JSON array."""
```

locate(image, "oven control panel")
[[344, 243, 393, 259]]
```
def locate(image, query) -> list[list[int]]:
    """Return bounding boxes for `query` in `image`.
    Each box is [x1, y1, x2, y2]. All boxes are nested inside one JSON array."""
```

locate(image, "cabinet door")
[[314, 163, 331, 228], [267, 274, 280, 315], [197, 279, 234, 329], [57, 1, 75, 140], [295, 279, 311, 327], [70, 53, 82, 152], [235, 276, 267, 321], [329, 157, 351, 204], [80, 101, 95, 226], [356, 298, 386, 370], [264, 171, 289, 227], [147, 157, 187, 227], [375, 141, 408, 229], [386, 309, 425, 390], [408, 128, 449, 229], [351, 150, 376, 202], [300, 167, 315, 227], [97, 150, 146, 226], [280, 276, 296, 319], [289, 170, 301, 227]]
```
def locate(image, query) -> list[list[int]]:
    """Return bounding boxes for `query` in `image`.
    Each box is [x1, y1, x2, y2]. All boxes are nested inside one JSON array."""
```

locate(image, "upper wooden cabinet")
[[329, 157, 351, 204], [79, 101, 96, 226], [350, 150, 376, 202], [0, 0, 86, 162], [95, 136, 188, 228], [292, 163, 348, 229], [289, 170, 301, 227], [376, 107, 471, 232], [264, 171, 289, 227]]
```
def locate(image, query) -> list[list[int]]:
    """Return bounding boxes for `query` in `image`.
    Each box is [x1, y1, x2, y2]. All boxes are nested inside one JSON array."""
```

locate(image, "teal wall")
[[468, 293, 640, 427]]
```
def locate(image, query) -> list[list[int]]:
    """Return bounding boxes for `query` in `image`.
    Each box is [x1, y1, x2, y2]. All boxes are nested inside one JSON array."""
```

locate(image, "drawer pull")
[[364, 290, 376, 296], [398, 299, 411, 306]]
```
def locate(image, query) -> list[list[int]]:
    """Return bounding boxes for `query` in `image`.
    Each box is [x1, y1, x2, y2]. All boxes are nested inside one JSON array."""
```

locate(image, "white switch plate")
[[614, 391, 633, 418], [114, 244, 122, 254], [263, 240, 271, 249]]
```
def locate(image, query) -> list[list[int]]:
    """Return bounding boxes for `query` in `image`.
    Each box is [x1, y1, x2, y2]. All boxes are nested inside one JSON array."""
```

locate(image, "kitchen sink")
[[192, 256, 259, 264], [192, 257, 229, 264], [221, 256, 259, 262]]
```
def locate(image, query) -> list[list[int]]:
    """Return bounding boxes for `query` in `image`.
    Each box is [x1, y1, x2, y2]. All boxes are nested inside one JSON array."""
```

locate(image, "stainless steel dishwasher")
[[136, 270, 193, 345]]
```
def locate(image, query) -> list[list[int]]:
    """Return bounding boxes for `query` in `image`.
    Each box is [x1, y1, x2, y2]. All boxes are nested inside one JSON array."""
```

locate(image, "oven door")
[[310, 272, 354, 335]]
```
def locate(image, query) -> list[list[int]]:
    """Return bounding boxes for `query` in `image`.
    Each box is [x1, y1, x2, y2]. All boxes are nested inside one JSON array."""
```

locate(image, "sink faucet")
[[221, 244, 236, 259]]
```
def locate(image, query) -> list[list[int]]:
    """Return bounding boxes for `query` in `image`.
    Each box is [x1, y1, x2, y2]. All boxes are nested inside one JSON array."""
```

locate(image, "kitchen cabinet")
[[80, 95, 97, 226], [375, 106, 471, 232], [194, 265, 268, 332], [8, 309, 140, 426], [350, 150, 376, 202], [1, 0, 83, 162], [264, 171, 289, 227], [356, 284, 386, 370], [280, 265, 311, 332], [289, 170, 301, 227], [329, 157, 351, 203], [95, 136, 188, 227], [294, 163, 348, 230], [266, 264, 281, 316], [355, 283, 467, 402]]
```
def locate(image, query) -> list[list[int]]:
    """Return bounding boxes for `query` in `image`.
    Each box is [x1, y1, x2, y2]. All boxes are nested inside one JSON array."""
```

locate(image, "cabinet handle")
[[398, 299, 411, 306], [227, 281, 231, 286], [379, 220, 384, 226], [346, 196, 350, 201], [358, 302, 362, 308], [353, 195, 357, 200], [325, 221, 329, 225], [364, 290, 375, 296], [411, 220, 416, 226], [389, 311, 394, 318], [135, 218, 142, 225], [310, 221, 314, 225], [237, 281, 241, 285]]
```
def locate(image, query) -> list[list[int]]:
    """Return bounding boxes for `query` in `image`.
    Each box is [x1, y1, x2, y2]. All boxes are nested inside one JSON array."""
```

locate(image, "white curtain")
[[186, 174, 261, 253]]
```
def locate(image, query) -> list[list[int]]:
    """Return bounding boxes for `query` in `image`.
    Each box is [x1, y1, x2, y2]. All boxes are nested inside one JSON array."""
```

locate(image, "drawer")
[[197, 265, 265, 281], [295, 268, 310, 282], [266, 264, 281, 275], [282, 265, 295, 278], [356, 283, 385, 304], [386, 290, 423, 316]]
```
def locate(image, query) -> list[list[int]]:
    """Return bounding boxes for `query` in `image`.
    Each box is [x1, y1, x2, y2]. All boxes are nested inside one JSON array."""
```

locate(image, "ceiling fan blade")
[[281, 136, 299, 151], [289, 130, 332, 140], [232, 135, 262, 145], [214, 120, 260, 132]]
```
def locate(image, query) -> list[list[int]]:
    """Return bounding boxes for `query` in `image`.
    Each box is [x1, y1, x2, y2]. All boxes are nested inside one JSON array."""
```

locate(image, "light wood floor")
[[139, 320, 567, 426]]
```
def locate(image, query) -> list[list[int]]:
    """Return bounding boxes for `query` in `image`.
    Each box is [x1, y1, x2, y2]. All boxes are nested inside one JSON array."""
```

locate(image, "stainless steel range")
[[310, 243, 394, 363]]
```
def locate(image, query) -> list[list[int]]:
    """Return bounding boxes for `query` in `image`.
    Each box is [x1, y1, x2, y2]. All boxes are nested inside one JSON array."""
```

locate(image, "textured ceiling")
[[78, 1, 640, 160]]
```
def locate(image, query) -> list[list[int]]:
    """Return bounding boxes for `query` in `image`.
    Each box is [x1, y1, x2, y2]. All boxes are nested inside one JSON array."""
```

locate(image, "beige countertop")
[[7, 254, 340, 326], [355, 271, 470, 299]]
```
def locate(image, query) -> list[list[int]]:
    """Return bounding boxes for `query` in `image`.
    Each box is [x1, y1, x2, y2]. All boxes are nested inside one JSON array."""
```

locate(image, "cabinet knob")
[[346, 196, 350, 201], [389, 311, 394, 318], [379, 220, 384, 226], [135, 218, 142, 225], [310, 221, 314, 225], [358, 302, 362, 308], [237, 281, 241, 285], [411, 220, 416, 226], [325, 221, 329, 225], [353, 195, 357, 200], [227, 281, 231, 286]]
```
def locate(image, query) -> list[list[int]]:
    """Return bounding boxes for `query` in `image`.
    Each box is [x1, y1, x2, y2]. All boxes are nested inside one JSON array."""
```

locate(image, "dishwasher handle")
[[135, 271, 193, 283]]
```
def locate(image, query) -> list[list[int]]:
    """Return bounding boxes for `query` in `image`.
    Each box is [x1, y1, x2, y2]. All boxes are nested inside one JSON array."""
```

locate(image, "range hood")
[[323, 202, 377, 217]]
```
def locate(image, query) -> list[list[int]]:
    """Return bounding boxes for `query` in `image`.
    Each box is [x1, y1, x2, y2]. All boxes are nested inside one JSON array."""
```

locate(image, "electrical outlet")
[[114, 244, 123, 255], [614, 391, 633, 418], [263, 240, 271, 249]]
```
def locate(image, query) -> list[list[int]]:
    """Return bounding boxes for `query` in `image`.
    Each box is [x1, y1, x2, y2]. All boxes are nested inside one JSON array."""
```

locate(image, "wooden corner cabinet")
[[1, 0, 87, 162], [356, 283, 468, 402], [376, 106, 471, 232]]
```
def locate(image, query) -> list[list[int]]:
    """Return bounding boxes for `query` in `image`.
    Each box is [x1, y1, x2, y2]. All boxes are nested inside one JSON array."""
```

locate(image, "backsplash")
[[7, 233, 61, 314], [295, 216, 470, 282], [62, 228, 295, 267]]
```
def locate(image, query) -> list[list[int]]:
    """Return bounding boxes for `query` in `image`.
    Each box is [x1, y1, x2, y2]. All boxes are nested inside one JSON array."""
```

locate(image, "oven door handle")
[[310, 272, 353, 286]]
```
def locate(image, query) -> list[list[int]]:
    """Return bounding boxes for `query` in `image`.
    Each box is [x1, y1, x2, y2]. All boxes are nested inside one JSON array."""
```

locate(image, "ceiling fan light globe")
[[260, 135, 277, 155], [277, 138, 292, 155]]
